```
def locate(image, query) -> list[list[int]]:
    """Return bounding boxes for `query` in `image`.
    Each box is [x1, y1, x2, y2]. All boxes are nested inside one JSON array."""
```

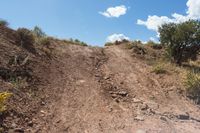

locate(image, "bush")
[[78, 42, 87, 46], [105, 42, 114, 46], [17, 28, 35, 46], [17, 28, 36, 53], [70, 39, 88, 46], [38, 37, 51, 46], [10, 78, 28, 89], [0, 92, 12, 112], [185, 71, 200, 103], [125, 41, 142, 49], [105, 39, 129, 46], [32, 26, 46, 38], [146, 41, 162, 49], [125, 43, 134, 49], [0, 19, 8, 27], [152, 64, 167, 74], [159, 20, 200, 65]]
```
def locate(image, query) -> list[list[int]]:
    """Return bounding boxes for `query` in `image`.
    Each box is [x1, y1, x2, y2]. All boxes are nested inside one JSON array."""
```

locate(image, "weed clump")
[[0, 92, 12, 112], [152, 64, 167, 74], [185, 71, 200, 104], [146, 41, 162, 50], [105, 42, 114, 46], [17, 28, 36, 54]]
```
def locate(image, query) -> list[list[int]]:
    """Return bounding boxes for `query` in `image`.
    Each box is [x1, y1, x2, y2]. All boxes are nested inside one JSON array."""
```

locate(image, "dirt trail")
[[32, 44, 200, 133]]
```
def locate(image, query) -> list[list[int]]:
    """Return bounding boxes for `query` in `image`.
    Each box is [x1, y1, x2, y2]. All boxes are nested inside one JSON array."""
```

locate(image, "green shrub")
[[0, 20, 8, 27], [125, 41, 143, 49], [125, 43, 135, 49], [32, 26, 46, 38], [70, 39, 88, 46], [125, 41, 147, 56], [185, 71, 200, 103], [78, 42, 88, 46], [17, 28, 35, 46], [152, 64, 167, 74], [10, 78, 28, 89], [146, 41, 162, 49], [38, 37, 51, 46], [0, 92, 12, 112], [17, 28, 36, 53], [105, 42, 114, 46]]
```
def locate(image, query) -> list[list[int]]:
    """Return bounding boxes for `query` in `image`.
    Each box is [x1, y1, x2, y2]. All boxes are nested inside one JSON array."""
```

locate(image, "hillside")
[[0, 26, 200, 133]]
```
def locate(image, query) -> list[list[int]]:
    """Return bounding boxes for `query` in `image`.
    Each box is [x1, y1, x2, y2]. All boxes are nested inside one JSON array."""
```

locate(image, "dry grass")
[[184, 71, 200, 103], [151, 63, 167, 74], [105, 42, 114, 46], [10, 78, 28, 89]]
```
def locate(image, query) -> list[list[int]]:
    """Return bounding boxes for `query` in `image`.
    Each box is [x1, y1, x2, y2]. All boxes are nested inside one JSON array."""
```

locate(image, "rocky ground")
[[0, 26, 200, 133]]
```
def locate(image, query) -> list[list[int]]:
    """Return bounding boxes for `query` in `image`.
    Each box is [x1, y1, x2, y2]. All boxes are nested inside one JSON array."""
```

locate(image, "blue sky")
[[0, 0, 196, 46]]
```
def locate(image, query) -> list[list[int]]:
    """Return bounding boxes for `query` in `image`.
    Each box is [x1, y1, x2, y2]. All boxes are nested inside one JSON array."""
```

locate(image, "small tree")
[[159, 20, 200, 65], [32, 26, 46, 38]]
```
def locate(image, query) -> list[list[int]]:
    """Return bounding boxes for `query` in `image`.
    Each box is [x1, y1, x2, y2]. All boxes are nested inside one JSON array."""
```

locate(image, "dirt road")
[[33, 44, 200, 133]]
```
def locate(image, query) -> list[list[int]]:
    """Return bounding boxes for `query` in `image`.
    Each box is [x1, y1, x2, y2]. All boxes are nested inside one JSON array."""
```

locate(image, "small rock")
[[133, 98, 143, 103], [104, 76, 110, 80], [111, 94, 118, 98], [147, 108, 155, 115], [25, 117, 29, 122], [178, 113, 190, 120], [25, 129, 32, 132], [136, 129, 146, 133], [141, 104, 148, 111], [28, 121, 33, 127], [41, 101, 46, 105], [114, 98, 120, 103], [134, 116, 145, 121], [160, 116, 167, 121], [95, 74, 100, 77], [40, 110, 46, 117], [109, 91, 114, 94], [11, 123, 17, 128], [145, 102, 159, 110], [14, 128, 24, 133], [79, 80, 85, 83], [168, 86, 176, 91], [108, 106, 113, 112], [40, 110, 46, 114], [56, 119, 61, 123], [118, 91, 128, 97]]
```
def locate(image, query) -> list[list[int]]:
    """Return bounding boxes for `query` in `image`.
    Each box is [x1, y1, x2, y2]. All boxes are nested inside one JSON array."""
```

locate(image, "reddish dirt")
[[35, 44, 200, 133], [0, 26, 200, 133]]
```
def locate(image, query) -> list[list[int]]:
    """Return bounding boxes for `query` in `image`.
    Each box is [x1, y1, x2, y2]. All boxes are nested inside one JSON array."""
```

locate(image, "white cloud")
[[149, 37, 156, 41], [149, 37, 159, 43], [137, 15, 174, 31], [107, 34, 130, 42], [99, 5, 127, 18], [187, 0, 200, 18], [137, 0, 200, 32]]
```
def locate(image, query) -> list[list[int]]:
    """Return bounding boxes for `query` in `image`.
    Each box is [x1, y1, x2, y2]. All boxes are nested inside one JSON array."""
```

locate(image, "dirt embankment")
[[0, 26, 200, 133], [35, 44, 200, 133]]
